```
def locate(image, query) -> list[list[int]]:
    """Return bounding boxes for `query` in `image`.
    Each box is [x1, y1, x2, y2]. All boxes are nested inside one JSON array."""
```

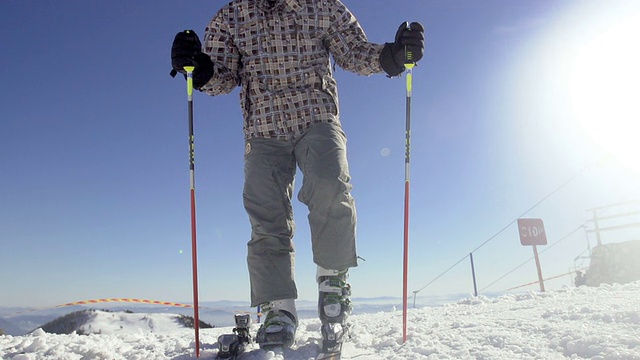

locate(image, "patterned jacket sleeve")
[[201, 9, 241, 95], [325, 0, 385, 76]]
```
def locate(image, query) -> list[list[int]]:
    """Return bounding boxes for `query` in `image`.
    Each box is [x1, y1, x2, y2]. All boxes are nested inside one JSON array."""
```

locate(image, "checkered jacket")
[[201, 0, 385, 139]]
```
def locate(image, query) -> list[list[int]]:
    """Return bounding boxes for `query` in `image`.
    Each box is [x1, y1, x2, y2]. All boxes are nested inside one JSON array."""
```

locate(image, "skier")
[[171, 0, 424, 354]]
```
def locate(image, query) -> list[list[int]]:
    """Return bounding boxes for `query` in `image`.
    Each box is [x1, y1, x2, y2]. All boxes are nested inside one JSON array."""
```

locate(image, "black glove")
[[380, 22, 425, 77], [170, 30, 214, 89]]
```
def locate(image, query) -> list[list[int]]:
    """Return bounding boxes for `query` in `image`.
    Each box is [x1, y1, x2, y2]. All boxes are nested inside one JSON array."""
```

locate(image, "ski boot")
[[317, 267, 352, 358], [255, 299, 298, 350]]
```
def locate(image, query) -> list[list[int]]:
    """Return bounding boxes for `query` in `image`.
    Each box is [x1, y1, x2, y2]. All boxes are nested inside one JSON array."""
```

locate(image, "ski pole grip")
[[403, 22, 415, 66]]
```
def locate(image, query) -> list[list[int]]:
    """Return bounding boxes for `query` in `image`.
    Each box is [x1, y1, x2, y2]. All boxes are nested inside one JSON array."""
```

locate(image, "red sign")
[[518, 218, 547, 246]]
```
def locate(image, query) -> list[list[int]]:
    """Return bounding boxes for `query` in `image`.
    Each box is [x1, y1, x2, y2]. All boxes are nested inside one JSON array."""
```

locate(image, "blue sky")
[[1, 0, 639, 309]]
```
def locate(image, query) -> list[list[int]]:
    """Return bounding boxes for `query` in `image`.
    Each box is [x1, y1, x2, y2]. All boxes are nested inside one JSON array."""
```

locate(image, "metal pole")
[[469, 253, 478, 297], [532, 245, 545, 292], [592, 210, 602, 246], [402, 27, 415, 344], [184, 66, 201, 358]]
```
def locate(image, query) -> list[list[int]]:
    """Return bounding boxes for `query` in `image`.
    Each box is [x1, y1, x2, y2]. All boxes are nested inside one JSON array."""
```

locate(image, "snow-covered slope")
[[79, 311, 191, 334], [1, 282, 639, 359]]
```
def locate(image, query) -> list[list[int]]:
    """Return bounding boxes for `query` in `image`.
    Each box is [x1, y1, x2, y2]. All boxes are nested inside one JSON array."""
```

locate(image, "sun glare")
[[570, 13, 640, 172]]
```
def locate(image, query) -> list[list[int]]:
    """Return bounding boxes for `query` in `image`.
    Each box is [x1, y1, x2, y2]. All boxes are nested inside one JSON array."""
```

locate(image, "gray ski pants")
[[243, 122, 358, 306]]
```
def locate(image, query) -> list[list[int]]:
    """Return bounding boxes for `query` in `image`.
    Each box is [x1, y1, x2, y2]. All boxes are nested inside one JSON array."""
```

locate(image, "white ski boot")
[[255, 299, 298, 350], [317, 267, 351, 357]]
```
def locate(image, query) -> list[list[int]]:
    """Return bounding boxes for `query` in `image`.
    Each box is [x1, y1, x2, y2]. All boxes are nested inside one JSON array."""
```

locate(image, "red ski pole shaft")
[[184, 65, 201, 358]]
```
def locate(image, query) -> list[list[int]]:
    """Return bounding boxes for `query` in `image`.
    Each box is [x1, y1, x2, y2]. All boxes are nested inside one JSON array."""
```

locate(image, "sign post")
[[517, 218, 547, 292]]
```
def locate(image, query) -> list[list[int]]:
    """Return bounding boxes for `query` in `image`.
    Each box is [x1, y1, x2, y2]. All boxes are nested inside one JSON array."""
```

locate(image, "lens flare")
[[570, 13, 640, 172]]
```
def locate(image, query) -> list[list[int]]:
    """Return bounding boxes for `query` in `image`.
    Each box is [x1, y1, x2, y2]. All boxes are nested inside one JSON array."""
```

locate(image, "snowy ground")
[[1, 282, 639, 359]]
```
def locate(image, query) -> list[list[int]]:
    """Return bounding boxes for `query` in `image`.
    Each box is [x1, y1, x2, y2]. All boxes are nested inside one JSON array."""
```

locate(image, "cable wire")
[[412, 164, 589, 296], [479, 224, 585, 293]]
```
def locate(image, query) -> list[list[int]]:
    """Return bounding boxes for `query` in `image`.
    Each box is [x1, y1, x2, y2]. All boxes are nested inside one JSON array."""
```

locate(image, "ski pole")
[[184, 65, 201, 358], [402, 22, 416, 345]]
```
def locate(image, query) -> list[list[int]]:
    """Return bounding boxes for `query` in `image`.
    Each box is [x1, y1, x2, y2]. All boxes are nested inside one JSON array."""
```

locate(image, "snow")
[[1, 282, 640, 359], [76, 311, 190, 335]]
